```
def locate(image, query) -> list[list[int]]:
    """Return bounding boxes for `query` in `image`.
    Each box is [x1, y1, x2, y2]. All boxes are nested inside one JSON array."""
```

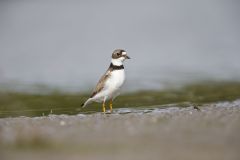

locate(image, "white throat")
[[111, 58, 123, 66]]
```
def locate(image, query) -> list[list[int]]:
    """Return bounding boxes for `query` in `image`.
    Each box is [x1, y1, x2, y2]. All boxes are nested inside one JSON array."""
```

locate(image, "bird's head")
[[111, 49, 130, 66]]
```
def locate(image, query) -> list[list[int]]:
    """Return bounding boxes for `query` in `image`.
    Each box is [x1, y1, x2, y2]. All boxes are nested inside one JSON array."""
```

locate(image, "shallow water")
[[1, 100, 240, 160]]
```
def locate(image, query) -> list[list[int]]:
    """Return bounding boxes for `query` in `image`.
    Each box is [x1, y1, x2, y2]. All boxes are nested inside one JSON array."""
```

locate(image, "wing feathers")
[[82, 66, 113, 108], [90, 69, 111, 98]]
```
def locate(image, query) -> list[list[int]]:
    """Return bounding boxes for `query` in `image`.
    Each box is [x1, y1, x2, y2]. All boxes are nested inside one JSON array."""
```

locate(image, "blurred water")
[[0, 0, 240, 92]]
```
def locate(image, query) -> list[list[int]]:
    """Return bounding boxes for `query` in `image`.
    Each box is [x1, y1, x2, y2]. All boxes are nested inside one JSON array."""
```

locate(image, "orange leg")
[[102, 101, 106, 113], [109, 99, 113, 113]]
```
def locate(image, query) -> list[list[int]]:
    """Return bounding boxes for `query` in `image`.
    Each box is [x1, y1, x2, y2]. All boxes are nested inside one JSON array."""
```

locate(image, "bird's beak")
[[125, 55, 130, 59]]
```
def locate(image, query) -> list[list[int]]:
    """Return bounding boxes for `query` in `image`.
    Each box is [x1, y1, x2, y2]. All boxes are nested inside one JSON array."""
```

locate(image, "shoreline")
[[0, 82, 240, 118]]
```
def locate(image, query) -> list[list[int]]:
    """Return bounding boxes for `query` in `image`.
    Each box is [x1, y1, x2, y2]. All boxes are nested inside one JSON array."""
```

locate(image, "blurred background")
[[0, 0, 240, 93], [1, 1, 240, 160]]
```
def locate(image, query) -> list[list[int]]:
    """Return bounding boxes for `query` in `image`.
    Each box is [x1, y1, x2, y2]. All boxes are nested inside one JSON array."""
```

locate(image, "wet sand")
[[0, 100, 240, 160]]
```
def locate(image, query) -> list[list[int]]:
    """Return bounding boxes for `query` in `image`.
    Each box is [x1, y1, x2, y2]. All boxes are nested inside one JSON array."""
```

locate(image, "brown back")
[[90, 67, 113, 98]]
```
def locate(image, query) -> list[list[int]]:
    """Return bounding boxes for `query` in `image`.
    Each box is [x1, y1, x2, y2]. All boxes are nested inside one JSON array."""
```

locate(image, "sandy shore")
[[0, 100, 240, 160]]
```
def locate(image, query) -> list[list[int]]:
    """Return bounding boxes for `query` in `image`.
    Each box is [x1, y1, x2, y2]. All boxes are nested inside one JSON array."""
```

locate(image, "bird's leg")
[[102, 101, 106, 113], [109, 99, 113, 113]]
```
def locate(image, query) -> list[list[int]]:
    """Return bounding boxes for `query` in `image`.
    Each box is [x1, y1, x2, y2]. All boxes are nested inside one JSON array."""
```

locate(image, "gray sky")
[[0, 0, 240, 91]]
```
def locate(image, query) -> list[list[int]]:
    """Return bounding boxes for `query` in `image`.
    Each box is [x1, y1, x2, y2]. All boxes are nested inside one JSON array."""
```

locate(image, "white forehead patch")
[[122, 51, 127, 55]]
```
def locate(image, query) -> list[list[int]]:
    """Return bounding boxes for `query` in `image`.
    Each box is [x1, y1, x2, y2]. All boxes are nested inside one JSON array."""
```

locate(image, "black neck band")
[[110, 63, 124, 70]]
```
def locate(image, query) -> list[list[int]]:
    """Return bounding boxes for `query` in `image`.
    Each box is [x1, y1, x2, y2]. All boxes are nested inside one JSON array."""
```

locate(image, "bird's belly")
[[92, 70, 125, 102]]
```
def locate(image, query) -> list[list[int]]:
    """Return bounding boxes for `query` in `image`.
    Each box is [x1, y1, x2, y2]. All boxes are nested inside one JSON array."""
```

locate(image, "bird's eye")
[[117, 53, 121, 56]]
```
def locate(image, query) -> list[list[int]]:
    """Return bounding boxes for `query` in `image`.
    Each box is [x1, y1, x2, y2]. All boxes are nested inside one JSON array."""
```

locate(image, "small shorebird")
[[81, 49, 130, 113]]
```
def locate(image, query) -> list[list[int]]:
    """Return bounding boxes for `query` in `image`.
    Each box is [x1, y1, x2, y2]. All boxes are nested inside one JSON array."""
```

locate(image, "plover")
[[81, 49, 130, 113]]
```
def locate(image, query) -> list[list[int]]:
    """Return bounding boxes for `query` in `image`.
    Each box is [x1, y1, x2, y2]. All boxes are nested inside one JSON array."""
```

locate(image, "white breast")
[[104, 70, 125, 97], [107, 70, 125, 89]]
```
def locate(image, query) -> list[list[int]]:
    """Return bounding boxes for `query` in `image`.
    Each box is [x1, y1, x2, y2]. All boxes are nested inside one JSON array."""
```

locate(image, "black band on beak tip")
[[126, 55, 130, 59]]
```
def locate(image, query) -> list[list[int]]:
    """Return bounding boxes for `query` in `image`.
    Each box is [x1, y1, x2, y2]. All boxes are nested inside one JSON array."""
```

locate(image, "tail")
[[81, 98, 93, 108]]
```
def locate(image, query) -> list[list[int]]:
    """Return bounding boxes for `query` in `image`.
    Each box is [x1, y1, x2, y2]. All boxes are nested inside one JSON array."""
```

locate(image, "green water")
[[1, 82, 240, 118]]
